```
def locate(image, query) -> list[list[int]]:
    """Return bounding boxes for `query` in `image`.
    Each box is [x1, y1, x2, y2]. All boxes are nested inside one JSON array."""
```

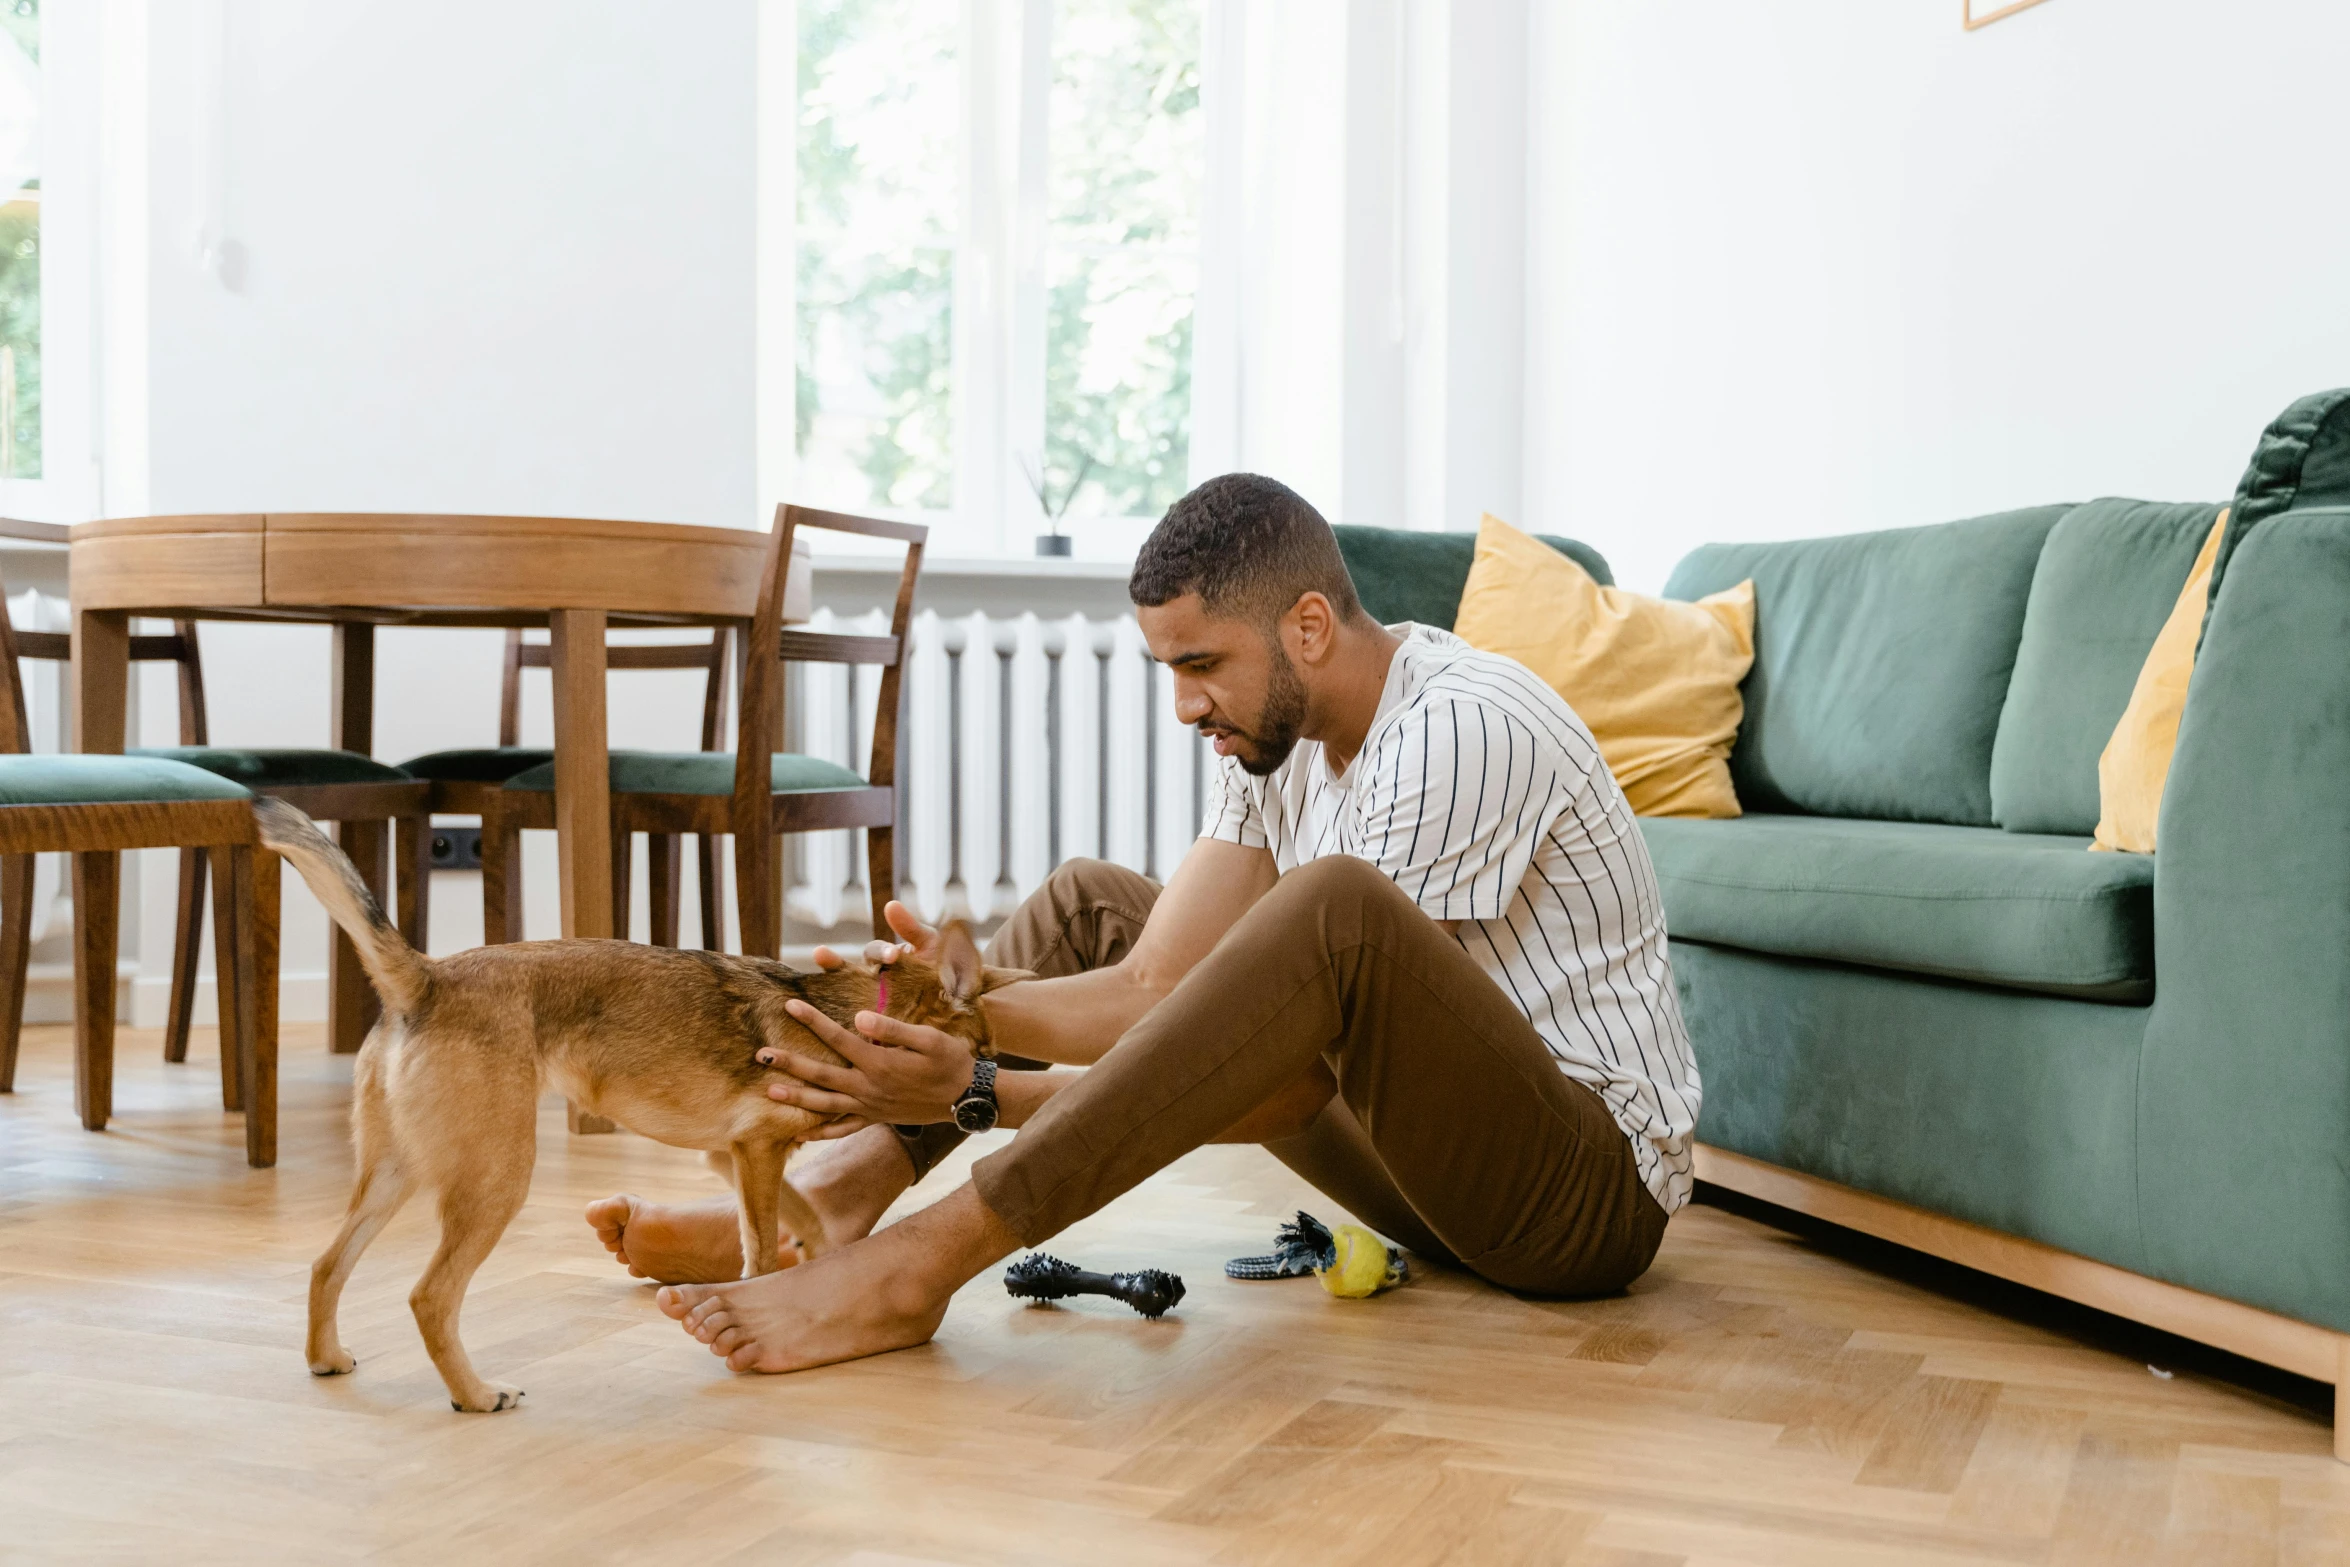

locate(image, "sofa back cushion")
[[1333, 524, 1611, 629], [1989, 499, 2224, 835], [1664, 506, 2069, 825]]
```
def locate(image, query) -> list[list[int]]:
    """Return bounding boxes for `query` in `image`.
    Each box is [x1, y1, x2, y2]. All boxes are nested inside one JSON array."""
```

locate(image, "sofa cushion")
[[0, 755, 254, 805], [503, 750, 869, 796], [1664, 506, 2070, 826], [1333, 524, 1611, 630], [129, 746, 412, 788], [1990, 498, 2224, 835], [1640, 813, 2153, 1001]]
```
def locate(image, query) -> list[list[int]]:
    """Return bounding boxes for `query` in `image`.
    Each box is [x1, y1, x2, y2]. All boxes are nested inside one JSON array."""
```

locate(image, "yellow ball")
[[1318, 1224, 1400, 1299]]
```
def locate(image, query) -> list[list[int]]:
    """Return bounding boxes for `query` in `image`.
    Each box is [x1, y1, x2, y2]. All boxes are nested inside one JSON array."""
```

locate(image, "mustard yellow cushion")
[[1455, 514, 1755, 818], [2092, 510, 2228, 853]]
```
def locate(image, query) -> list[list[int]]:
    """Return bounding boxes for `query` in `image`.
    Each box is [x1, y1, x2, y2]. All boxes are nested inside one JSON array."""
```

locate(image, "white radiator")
[[784, 608, 1208, 930]]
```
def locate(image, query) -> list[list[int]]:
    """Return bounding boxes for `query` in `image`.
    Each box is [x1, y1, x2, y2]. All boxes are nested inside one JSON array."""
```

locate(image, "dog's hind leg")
[[411, 1143, 535, 1413], [307, 1058, 412, 1376]]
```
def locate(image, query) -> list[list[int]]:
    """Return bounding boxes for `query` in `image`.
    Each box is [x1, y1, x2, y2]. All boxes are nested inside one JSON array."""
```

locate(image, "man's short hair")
[[1128, 473, 1366, 628]]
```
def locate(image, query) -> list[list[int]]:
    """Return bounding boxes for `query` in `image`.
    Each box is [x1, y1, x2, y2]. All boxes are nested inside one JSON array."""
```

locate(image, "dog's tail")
[[252, 798, 430, 1016]]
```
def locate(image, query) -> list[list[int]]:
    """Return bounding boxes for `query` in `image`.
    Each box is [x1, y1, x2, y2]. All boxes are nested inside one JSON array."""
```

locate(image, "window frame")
[[758, 0, 1235, 561], [0, 0, 97, 525]]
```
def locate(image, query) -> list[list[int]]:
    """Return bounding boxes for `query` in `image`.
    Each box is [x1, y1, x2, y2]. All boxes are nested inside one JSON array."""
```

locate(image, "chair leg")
[[71, 851, 120, 1132], [734, 823, 776, 959], [648, 833, 681, 948], [866, 824, 896, 942], [231, 844, 281, 1169], [695, 834, 724, 951], [609, 824, 633, 943], [209, 846, 244, 1110], [163, 847, 207, 1064], [481, 801, 523, 946], [397, 812, 432, 955], [328, 819, 388, 1053], [0, 854, 32, 1092]]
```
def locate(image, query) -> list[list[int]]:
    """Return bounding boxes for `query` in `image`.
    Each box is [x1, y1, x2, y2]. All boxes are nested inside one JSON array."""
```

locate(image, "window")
[[784, 0, 1208, 554], [0, 0, 39, 483]]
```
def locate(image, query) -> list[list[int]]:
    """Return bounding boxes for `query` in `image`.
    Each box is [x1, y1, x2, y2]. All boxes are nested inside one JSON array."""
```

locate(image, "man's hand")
[[808, 901, 937, 974], [760, 998, 978, 1139]]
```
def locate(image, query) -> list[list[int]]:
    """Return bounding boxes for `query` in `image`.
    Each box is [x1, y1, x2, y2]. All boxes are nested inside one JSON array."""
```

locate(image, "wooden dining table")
[[68, 512, 785, 1070]]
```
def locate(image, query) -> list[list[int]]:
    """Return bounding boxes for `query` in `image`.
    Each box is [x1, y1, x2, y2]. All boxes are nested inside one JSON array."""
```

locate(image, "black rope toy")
[[1003, 1254, 1186, 1319]]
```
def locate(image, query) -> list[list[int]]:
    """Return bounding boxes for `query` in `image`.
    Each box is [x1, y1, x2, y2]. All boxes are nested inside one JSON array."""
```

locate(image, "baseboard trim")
[[1692, 1143, 2349, 1460]]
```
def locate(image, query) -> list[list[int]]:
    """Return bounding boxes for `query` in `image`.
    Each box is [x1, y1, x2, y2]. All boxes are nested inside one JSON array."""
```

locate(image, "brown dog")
[[256, 799, 1022, 1412]]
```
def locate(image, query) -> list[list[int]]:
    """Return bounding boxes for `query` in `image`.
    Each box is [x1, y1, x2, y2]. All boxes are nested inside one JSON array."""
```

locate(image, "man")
[[591, 474, 1699, 1372]]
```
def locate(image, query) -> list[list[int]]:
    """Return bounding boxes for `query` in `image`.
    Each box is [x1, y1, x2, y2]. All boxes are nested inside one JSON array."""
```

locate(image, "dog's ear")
[[938, 920, 984, 1008]]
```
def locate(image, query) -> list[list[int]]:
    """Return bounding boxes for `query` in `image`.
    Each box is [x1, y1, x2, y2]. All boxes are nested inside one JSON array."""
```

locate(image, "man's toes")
[[585, 1194, 639, 1253], [711, 1325, 746, 1359], [692, 1309, 731, 1345], [657, 1282, 712, 1320]]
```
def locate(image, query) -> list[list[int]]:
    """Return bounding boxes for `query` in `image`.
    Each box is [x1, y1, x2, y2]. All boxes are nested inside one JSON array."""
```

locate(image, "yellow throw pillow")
[[1454, 514, 1755, 818], [2092, 510, 2228, 853]]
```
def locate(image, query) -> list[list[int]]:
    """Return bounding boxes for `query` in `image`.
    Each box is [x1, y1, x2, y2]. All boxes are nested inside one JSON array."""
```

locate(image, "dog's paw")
[[307, 1350, 357, 1377], [450, 1383, 526, 1413]]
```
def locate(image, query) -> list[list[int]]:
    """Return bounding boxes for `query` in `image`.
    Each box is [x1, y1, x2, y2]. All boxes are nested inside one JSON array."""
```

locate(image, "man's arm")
[[981, 836, 1279, 1066], [760, 838, 1280, 1130]]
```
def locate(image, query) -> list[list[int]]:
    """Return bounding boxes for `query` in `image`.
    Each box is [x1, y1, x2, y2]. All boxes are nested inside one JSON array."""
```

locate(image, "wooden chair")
[[421, 628, 732, 946], [481, 505, 921, 954], [0, 536, 284, 1166], [124, 626, 430, 1059]]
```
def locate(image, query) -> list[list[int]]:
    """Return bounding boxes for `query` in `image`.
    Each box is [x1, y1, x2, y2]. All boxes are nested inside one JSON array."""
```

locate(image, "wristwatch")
[[952, 1057, 1001, 1134]]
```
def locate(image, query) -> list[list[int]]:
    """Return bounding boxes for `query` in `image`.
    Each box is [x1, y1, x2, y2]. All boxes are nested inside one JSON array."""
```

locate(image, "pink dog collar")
[[873, 970, 889, 1017]]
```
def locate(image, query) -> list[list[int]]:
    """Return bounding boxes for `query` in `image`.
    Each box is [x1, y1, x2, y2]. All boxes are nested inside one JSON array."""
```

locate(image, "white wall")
[[1523, 0, 2350, 592], [112, 0, 758, 1020]]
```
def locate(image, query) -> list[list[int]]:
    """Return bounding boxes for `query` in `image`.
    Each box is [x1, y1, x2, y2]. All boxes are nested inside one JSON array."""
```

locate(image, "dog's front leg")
[[729, 1139, 790, 1277]]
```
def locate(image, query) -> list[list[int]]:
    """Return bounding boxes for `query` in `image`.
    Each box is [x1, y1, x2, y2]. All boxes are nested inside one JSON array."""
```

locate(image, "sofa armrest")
[[2141, 506, 2350, 1331]]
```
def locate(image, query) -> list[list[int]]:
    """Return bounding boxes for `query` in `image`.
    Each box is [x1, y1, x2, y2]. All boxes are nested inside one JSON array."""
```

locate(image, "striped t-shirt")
[[1199, 623, 1701, 1211]]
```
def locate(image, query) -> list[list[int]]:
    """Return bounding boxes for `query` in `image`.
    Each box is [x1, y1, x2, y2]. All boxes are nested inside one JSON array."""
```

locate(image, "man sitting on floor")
[[586, 473, 1701, 1371]]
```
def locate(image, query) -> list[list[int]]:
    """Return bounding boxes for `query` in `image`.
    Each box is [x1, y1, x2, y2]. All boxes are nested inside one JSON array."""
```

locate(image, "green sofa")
[[1335, 388, 2350, 1435]]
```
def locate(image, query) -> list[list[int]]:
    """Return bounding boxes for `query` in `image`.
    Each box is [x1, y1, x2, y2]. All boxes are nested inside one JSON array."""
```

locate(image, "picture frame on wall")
[[1964, 0, 2052, 28]]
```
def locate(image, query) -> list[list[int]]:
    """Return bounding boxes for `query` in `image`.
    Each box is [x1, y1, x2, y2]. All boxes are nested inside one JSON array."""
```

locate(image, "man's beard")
[[1224, 643, 1309, 777]]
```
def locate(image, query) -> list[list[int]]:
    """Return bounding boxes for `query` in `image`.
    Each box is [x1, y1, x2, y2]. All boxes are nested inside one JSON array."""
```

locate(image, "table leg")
[[549, 609, 616, 1134], [71, 609, 130, 753], [328, 624, 377, 1055]]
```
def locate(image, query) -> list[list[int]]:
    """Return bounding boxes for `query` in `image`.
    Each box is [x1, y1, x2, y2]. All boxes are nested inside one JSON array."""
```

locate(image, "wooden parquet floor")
[[4, 1022, 2348, 1565]]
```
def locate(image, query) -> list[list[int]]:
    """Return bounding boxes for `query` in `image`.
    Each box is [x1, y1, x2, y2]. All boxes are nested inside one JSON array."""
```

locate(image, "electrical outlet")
[[429, 825, 484, 872]]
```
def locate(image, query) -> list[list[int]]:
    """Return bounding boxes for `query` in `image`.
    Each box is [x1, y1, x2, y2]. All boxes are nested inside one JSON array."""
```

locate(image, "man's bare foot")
[[655, 1183, 1020, 1373], [791, 1124, 918, 1244], [584, 1195, 747, 1284], [585, 1131, 913, 1285]]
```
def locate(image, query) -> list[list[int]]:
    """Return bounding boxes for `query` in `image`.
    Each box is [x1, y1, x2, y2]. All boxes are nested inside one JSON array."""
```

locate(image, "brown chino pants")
[[920, 853, 1667, 1296]]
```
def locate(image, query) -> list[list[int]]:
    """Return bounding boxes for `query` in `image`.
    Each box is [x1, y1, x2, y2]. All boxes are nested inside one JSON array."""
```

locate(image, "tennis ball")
[[1318, 1224, 1400, 1299]]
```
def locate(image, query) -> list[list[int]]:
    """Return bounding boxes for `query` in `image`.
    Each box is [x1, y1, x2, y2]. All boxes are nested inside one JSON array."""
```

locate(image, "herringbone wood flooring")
[[3, 1021, 2346, 1564]]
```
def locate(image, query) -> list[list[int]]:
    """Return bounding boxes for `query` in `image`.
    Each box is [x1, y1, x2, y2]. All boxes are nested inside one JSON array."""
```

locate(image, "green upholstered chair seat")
[[130, 746, 414, 789], [503, 750, 870, 797], [0, 754, 253, 805], [397, 747, 557, 783], [1641, 814, 2153, 1002]]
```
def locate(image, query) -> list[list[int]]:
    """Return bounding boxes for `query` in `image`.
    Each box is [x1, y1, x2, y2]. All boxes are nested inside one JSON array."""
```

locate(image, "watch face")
[[953, 1095, 998, 1134]]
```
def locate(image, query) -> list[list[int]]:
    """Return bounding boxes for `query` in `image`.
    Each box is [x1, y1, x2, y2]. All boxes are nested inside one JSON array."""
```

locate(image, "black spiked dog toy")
[[1003, 1254, 1186, 1319]]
